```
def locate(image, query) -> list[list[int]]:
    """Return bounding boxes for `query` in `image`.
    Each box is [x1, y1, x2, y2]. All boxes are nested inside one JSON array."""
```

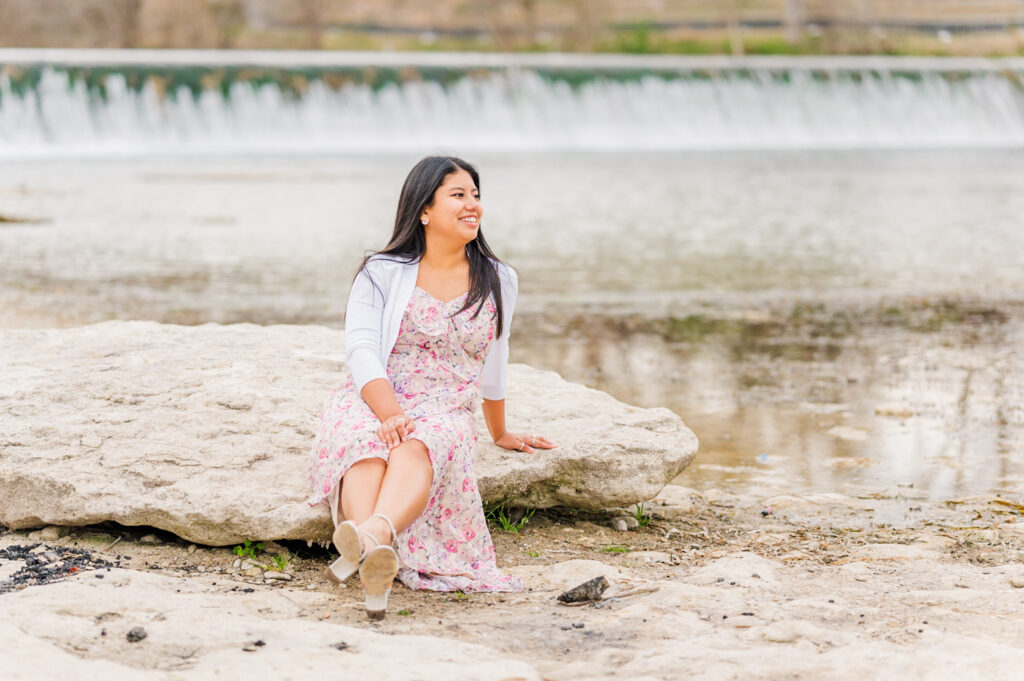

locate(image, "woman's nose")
[[467, 195, 481, 211]]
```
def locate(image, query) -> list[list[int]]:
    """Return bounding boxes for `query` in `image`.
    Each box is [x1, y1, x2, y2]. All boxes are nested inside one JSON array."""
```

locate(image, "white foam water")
[[1, 50, 1023, 156]]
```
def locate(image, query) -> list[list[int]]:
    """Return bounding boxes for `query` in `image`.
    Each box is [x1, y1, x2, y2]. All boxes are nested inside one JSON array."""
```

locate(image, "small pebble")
[[264, 571, 292, 582], [39, 526, 68, 541], [187, 545, 196, 554], [572, 622, 585, 629], [557, 576, 609, 604], [1010, 576, 1024, 589], [262, 541, 286, 555], [139, 534, 160, 545], [126, 626, 147, 643], [613, 516, 639, 531]]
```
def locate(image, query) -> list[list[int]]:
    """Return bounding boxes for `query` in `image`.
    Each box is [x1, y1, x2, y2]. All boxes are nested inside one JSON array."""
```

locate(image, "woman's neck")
[[420, 241, 468, 272]]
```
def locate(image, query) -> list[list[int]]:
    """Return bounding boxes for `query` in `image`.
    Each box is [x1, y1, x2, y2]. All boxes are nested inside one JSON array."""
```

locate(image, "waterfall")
[[1, 49, 1023, 156]]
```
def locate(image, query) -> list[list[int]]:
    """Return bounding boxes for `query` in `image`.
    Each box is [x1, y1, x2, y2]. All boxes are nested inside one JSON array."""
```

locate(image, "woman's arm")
[[480, 265, 555, 453], [483, 398, 557, 454], [361, 378, 413, 448], [345, 260, 413, 447], [481, 398, 507, 442]]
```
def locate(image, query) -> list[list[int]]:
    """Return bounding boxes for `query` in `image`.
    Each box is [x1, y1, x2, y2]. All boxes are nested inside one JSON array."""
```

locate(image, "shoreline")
[[2, 483, 1023, 679]]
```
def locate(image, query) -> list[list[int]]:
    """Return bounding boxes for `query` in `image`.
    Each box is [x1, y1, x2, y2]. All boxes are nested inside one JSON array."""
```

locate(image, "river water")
[[1, 51, 1022, 500], [2, 150, 1022, 500]]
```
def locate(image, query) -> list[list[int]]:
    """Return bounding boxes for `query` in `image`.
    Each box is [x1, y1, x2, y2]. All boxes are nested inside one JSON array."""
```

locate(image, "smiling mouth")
[[459, 216, 479, 225]]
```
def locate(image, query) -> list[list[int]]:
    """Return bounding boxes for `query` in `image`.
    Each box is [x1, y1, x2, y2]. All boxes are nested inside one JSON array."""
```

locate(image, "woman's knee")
[[388, 439, 429, 465], [387, 438, 428, 458], [345, 457, 387, 479]]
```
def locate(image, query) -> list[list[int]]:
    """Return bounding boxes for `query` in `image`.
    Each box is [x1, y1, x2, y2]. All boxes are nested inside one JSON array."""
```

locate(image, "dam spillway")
[[1, 49, 1024, 156]]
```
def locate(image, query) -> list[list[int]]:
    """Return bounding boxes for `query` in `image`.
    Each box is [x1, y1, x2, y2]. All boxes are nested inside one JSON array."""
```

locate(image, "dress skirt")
[[305, 287, 522, 593]]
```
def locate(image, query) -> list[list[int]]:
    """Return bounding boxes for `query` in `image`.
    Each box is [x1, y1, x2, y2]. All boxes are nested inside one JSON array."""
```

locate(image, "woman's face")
[[421, 168, 482, 245]]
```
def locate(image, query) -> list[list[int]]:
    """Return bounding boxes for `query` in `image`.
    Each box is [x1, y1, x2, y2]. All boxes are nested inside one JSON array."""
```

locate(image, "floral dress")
[[306, 286, 523, 593]]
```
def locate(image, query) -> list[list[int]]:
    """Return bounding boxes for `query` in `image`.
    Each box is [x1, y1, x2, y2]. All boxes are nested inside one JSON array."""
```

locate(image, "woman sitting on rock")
[[305, 155, 555, 619]]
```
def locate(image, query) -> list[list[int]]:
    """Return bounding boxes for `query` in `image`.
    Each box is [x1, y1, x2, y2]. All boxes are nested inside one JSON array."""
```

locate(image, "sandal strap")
[[368, 513, 398, 545], [356, 528, 381, 549]]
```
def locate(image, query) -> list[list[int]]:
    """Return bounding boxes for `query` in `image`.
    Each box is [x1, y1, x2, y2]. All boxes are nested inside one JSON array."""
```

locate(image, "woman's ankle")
[[360, 517, 393, 547]]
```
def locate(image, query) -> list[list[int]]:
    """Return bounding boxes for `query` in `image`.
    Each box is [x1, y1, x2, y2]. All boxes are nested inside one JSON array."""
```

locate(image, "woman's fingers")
[[376, 416, 415, 448], [515, 434, 556, 451]]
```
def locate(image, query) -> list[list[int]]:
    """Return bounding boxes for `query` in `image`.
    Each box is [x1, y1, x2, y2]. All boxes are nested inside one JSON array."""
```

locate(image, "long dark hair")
[[355, 155, 505, 337]]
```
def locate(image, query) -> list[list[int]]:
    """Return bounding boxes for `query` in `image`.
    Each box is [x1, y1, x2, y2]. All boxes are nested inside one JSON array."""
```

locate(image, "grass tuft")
[[485, 503, 535, 534], [634, 502, 652, 528], [232, 539, 263, 561]]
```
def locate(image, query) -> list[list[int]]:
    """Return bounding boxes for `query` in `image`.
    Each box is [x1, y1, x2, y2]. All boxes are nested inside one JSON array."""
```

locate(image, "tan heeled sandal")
[[325, 520, 362, 585], [358, 513, 399, 620]]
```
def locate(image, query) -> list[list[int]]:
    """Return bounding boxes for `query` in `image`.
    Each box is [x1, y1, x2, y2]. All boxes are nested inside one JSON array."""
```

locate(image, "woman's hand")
[[495, 431, 556, 454], [376, 414, 415, 449]]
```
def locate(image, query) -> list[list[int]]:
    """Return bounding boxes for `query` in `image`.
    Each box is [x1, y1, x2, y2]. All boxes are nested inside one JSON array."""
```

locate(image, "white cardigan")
[[344, 255, 517, 401]]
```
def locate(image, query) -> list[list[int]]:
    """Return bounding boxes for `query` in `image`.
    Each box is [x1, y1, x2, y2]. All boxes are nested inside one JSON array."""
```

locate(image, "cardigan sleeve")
[[479, 263, 518, 401], [345, 259, 389, 393]]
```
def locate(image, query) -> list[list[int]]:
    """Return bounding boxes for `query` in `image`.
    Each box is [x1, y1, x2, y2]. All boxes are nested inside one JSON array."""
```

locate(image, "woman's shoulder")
[[360, 253, 417, 278], [490, 259, 518, 286]]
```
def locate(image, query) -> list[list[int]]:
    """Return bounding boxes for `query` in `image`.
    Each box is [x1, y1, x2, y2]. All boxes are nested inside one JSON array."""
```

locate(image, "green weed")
[[602, 544, 631, 554], [485, 503, 535, 534], [232, 539, 263, 561], [269, 553, 291, 571], [634, 502, 652, 528]]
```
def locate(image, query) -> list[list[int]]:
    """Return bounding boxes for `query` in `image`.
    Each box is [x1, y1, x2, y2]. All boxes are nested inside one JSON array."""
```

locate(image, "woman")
[[306, 155, 556, 619]]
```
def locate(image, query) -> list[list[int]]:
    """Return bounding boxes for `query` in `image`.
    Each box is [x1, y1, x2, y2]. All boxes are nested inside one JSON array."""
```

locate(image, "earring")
[[421, 217, 428, 225]]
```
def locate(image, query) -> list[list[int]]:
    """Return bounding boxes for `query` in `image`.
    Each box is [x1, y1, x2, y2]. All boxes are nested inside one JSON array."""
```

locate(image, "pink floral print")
[[306, 287, 522, 593]]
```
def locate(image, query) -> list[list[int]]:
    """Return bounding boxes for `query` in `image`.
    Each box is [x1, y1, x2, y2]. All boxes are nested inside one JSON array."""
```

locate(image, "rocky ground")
[[2, 483, 1023, 680]]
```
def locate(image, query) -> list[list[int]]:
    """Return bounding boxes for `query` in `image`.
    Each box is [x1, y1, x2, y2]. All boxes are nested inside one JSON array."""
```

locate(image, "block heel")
[[325, 520, 361, 584], [359, 544, 399, 620]]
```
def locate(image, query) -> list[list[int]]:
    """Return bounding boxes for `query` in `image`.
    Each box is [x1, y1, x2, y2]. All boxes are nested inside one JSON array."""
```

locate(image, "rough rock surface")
[[0, 321, 697, 545], [0, 567, 540, 681]]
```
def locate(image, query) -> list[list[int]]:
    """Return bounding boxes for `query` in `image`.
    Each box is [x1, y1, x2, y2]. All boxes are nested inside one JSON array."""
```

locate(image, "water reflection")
[[512, 301, 1024, 499]]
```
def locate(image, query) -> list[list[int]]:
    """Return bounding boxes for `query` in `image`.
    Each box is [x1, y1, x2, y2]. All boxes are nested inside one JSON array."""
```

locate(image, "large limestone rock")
[[0, 322, 697, 545], [0, 567, 541, 680]]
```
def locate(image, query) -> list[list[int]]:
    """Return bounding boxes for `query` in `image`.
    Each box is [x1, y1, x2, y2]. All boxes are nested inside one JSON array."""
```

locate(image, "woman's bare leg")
[[360, 439, 432, 546], [339, 459, 387, 544]]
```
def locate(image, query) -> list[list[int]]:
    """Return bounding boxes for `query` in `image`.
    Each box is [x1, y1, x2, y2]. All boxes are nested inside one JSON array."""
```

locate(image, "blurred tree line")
[[0, 0, 1022, 55]]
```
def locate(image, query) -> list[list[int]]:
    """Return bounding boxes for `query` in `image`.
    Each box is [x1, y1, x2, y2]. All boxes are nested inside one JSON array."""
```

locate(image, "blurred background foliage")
[[0, 0, 1023, 56]]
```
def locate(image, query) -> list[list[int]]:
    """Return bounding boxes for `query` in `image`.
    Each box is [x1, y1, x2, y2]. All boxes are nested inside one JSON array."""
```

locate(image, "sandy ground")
[[2, 483, 1023, 680]]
